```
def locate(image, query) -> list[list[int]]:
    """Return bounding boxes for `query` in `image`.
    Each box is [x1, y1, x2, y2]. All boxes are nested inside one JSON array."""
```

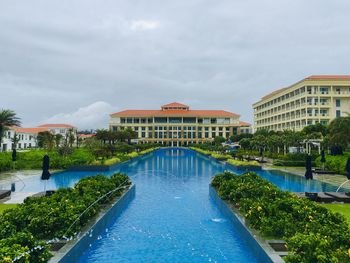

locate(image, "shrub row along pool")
[[211, 172, 350, 263], [0, 173, 131, 262]]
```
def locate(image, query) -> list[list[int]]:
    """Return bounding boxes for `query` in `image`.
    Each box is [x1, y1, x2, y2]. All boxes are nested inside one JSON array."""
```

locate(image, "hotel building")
[[253, 75, 350, 131], [110, 102, 251, 146], [1, 124, 76, 152]]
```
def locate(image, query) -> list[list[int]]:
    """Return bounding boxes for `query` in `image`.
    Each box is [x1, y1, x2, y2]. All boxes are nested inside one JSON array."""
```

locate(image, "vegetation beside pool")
[[0, 173, 131, 262], [190, 147, 261, 168], [0, 204, 17, 214], [315, 153, 350, 175], [0, 144, 159, 172], [321, 204, 350, 226], [211, 172, 350, 263]]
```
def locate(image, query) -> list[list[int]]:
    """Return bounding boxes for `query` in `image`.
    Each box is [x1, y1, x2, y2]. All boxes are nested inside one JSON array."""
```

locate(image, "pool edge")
[[49, 184, 136, 263], [209, 186, 284, 263]]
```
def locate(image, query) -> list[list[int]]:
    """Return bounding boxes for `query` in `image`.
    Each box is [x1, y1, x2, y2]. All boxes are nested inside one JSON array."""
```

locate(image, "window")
[[336, 99, 341, 107], [336, 110, 341, 117], [183, 117, 196, 123], [169, 117, 182, 123], [155, 117, 167, 123], [127, 118, 133, 123]]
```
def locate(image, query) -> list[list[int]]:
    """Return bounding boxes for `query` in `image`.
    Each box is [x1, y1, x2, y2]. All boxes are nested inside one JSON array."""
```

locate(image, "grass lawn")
[[0, 204, 17, 214], [322, 204, 350, 225]]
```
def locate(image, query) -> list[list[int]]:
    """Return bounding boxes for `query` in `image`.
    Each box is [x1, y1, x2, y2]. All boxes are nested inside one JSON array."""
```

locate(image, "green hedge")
[[0, 173, 131, 262], [0, 149, 95, 172], [226, 159, 261, 168], [315, 153, 349, 175], [212, 172, 350, 263], [273, 153, 317, 167]]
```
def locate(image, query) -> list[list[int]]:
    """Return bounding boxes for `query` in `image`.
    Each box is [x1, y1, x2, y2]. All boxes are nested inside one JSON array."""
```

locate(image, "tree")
[[11, 132, 20, 149], [65, 129, 75, 148], [239, 138, 251, 150], [229, 133, 253, 142], [124, 128, 138, 144], [37, 131, 54, 150], [54, 134, 63, 148], [214, 136, 226, 145], [0, 109, 21, 150], [302, 123, 328, 137], [96, 129, 109, 145], [328, 116, 350, 152]]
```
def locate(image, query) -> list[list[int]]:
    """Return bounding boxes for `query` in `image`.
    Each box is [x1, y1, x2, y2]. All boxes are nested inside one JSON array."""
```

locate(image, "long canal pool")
[[1, 148, 346, 262]]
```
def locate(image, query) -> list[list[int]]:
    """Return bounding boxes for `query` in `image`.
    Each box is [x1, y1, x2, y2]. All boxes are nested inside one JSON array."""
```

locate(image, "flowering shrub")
[[0, 173, 131, 262], [212, 172, 350, 263]]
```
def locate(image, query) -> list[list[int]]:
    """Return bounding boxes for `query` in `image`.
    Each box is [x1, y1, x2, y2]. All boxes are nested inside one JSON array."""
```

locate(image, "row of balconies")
[[255, 106, 331, 120], [255, 90, 349, 112], [256, 113, 330, 125]]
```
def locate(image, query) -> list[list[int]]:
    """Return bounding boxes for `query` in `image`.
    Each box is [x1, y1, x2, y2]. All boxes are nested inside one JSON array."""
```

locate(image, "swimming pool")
[[1, 148, 346, 262]]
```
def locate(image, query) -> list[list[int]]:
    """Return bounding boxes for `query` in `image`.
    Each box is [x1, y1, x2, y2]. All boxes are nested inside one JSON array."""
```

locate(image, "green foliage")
[[214, 136, 226, 145], [328, 116, 350, 150], [315, 153, 349, 175], [0, 174, 131, 262], [188, 142, 228, 153], [226, 159, 260, 168], [0, 109, 21, 148], [273, 153, 317, 167], [212, 172, 350, 263], [302, 123, 328, 137]]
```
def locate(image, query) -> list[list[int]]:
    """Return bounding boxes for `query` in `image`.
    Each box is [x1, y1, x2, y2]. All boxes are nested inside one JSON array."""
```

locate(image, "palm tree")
[[54, 134, 63, 148], [0, 109, 21, 151], [11, 132, 20, 149]]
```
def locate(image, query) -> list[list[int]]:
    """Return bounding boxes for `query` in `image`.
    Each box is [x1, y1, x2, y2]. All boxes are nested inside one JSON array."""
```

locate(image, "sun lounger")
[[325, 192, 350, 203], [0, 190, 11, 200]]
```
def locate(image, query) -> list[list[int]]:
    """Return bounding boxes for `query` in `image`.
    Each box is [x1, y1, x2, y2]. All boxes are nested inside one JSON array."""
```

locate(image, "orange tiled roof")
[[38, 124, 75, 128], [112, 109, 238, 118], [161, 102, 189, 108], [306, 75, 350, 80], [13, 127, 49, 134], [239, 121, 251, 127]]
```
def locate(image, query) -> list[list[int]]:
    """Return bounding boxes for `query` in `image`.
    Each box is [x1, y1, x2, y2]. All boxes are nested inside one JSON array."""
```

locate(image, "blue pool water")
[[1, 148, 347, 262]]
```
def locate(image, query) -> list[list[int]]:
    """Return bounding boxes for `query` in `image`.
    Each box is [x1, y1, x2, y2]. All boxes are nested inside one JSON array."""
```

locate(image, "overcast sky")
[[1, 0, 350, 129]]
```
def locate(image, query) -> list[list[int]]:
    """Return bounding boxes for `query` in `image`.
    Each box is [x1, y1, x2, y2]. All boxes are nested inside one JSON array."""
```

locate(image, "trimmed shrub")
[[212, 172, 350, 263]]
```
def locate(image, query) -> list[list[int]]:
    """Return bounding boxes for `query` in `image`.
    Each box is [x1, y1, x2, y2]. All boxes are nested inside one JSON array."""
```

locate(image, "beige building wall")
[[253, 76, 350, 131]]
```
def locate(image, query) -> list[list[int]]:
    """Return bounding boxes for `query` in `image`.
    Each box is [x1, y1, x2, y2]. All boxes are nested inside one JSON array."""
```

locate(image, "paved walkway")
[[264, 164, 350, 191]]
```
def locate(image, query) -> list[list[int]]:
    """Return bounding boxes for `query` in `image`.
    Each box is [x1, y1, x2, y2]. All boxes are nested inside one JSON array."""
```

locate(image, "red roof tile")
[[239, 121, 251, 127], [112, 109, 238, 118], [161, 102, 189, 108], [306, 75, 350, 80], [13, 127, 49, 134]]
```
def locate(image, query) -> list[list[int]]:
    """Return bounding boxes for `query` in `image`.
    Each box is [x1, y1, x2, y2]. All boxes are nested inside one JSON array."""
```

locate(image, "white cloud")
[[130, 20, 160, 31], [42, 101, 115, 130]]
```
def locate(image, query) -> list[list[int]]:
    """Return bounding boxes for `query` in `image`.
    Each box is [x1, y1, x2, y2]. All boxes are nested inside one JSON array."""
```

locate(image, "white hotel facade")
[[253, 75, 350, 131], [0, 124, 77, 152]]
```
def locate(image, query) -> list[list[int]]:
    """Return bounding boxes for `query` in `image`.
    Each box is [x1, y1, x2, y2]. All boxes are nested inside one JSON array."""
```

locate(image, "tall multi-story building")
[[253, 75, 350, 131], [110, 102, 251, 146]]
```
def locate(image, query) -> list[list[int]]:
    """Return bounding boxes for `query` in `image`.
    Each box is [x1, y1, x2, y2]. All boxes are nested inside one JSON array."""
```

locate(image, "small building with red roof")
[[1, 123, 77, 152]]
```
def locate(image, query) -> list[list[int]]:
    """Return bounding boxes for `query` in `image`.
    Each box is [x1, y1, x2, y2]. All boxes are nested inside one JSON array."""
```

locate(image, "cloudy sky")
[[1, 0, 350, 129]]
